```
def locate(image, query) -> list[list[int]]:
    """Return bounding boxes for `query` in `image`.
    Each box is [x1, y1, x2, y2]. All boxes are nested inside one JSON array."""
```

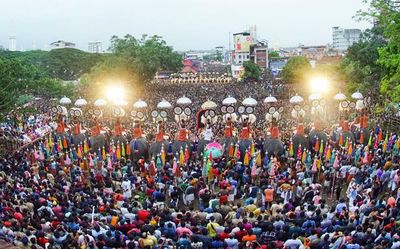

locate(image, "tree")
[[268, 50, 280, 58], [0, 57, 73, 115], [243, 61, 261, 81], [355, 0, 400, 102], [0, 48, 104, 81], [339, 26, 386, 95], [280, 56, 312, 83], [80, 34, 182, 96]]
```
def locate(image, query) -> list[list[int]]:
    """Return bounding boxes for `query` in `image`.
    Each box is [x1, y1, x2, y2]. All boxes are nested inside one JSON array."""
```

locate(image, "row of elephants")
[[57, 125, 370, 161]]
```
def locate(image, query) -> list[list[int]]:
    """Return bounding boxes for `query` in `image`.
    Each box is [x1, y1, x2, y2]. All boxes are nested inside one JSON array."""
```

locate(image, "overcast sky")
[[0, 0, 371, 52]]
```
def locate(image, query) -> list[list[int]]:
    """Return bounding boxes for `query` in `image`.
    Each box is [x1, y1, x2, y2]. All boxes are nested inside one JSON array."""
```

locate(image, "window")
[[238, 55, 242, 59]]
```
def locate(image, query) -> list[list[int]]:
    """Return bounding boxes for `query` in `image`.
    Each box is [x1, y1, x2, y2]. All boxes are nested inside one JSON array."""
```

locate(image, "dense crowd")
[[1, 80, 400, 249]]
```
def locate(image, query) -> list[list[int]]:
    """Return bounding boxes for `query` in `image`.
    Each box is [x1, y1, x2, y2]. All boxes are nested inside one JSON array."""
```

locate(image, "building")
[[332, 26, 361, 51], [88, 41, 102, 53], [50, 40, 76, 50], [9, 36, 16, 51], [231, 32, 255, 78], [250, 41, 269, 70]]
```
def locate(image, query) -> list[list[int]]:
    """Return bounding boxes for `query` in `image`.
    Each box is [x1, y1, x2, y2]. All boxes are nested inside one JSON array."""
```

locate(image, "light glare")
[[309, 77, 330, 93], [105, 85, 125, 104]]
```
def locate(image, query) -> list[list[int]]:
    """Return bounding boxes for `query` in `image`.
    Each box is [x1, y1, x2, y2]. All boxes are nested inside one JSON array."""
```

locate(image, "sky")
[[0, 0, 371, 52]]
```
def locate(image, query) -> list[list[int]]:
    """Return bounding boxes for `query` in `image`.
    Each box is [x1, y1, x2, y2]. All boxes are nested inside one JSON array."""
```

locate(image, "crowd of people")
[[1, 79, 400, 249]]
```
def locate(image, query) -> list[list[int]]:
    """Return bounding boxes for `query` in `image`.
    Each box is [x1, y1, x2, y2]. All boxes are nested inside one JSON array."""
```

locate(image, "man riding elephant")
[[333, 120, 355, 147], [353, 113, 370, 146], [264, 119, 284, 157], [238, 117, 253, 160], [172, 119, 192, 157], [220, 116, 237, 157], [130, 119, 149, 160], [149, 120, 169, 159], [70, 116, 86, 148], [89, 116, 106, 153], [112, 117, 128, 145], [292, 122, 310, 154]]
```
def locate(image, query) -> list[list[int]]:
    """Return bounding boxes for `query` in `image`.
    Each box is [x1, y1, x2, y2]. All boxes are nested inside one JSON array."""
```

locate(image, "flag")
[[172, 158, 181, 177], [63, 136, 68, 149], [362, 150, 368, 164], [302, 150, 307, 162], [348, 143, 353, 157], [58, 139, 63, 151], [77, 144, 82, 159], [179, 147, 185, 165], [312, 158, 318, 173], [161, 143, 166, 166], [256, 152, 262, 166], [89, 155, 94, 168], [156, 155, 162, 169], [184, 145, 190, 162], [326, 146, 332, 161], [116, 143, 121, 159], [289, 140, 294, 157], [339, 134, 343, 147], [102, 147, 106, 160], [235, 144, 240, 159], [344, 138, 349, 149], [83, 140, 89, 154], [378, 129, 383, 142], [107, 156, 112, 170], [243, 149, 249, 166], [228, 143, 234, 157], [323, 143, 328, 158], [319, 140, 324, 155], [251, 159, 257, 176], [374, 135, 379, 149], [360, 132, 364, 144], [333, 155, 339, 169], [126, 143, 131, 156], [314, 138, 319, 152], [121, 143, 125, 157], [368, 133, 373, 147], [251, 143, 255, 156]]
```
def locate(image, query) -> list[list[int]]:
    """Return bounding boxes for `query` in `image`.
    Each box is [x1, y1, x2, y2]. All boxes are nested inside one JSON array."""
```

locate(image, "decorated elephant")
[[69, 119, 87, 148], [292, 124, 310, 154], [220, 137, 238, 157], [149, 140, 169, 159], [352, 115, 370, 146], [309, 130, 328, 149], [111, 118, 128, 145], [333, 121, 355, 147], [130, 138, 149, 160], [264, 137, 285, 157], [89, 134, 106, 153], [264, 126, 284, 157]]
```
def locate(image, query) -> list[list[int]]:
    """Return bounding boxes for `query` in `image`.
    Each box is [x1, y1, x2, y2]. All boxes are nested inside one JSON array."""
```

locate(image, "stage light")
[[309, 77, 330, 93]]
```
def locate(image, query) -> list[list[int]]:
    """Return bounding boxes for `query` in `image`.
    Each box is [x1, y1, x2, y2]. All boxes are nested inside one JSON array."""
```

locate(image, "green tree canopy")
[[80, 34, 182, 96], [280, 56, 312, 84], [243, 61, 261, 81], [0, 57, 73, 114], [268, 50, 280, 58], [0, 48, 104, 81]]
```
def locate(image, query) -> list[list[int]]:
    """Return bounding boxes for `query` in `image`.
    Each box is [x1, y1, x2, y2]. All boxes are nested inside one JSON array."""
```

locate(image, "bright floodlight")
[[309, 77, 330, 93], [105, 85, 125, 104]]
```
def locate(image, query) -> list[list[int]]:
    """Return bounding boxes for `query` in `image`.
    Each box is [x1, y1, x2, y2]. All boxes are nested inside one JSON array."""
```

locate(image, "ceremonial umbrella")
[[157, 99, 172, 109], [74, 98, 87, 107], [333, 92, 347, 101], [222, 96, 237, 105], [133, 99, 148, 109], [94, 99, 107, 107], [263, 95, 277, 104], [204, 141, 224, 158], [201, 100, 217, 110], [59, 96, 72, 105], [351, 91, 363, 100], [176, 96, 192, 105], [242, 97, 257, 106], [289, 95, 304, 104]]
